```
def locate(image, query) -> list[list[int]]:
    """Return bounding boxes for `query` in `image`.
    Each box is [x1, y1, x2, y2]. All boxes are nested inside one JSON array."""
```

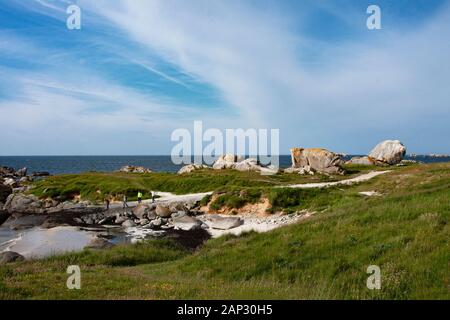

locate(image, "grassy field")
[[28, 164, 382, 203], [1, 163, 449, 299]]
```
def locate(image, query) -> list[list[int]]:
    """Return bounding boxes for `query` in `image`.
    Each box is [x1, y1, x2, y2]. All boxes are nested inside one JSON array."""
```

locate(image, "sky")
[[0, 0, 449, 155]]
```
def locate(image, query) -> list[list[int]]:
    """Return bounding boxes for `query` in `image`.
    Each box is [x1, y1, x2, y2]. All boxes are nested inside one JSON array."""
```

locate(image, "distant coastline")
[[0, 154, 449, 175]]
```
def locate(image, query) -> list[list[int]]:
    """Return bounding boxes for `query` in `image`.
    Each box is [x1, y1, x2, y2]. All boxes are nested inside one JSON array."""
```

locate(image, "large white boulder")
[[290, 148, 344, 174], [155, 204, 172, 218], [369, 140, 406, 165], [172, 215, 202, 231], [203, 215, 243, 230], [177, 164, 209, 174], [212, 154, 244, 170], [234, 158, 260, 172]]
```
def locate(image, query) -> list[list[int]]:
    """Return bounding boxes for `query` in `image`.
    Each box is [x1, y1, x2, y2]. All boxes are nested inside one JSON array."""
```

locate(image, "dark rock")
[[0, 184, 12, 203], [3, 178, 17, 188], [85, 237, 115, 250], [0, 209, 10, 226], [114, 215, 128, 225], [122, 219, 136, 228], [73, 217, 84, 224], [4, 193, 43, 214], [83, 217, 95, 225], [16, 167, 27, 177], [19, 176, 33, 184], [0, 251, 25, 264], [32, 172, 50, 177], [99, 216, 116, 225], [0, 166, 15, 176]]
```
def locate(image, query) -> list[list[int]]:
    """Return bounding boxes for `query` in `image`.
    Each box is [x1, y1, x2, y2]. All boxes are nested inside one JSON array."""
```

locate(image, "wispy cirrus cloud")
[[82, 0, 450, 153]]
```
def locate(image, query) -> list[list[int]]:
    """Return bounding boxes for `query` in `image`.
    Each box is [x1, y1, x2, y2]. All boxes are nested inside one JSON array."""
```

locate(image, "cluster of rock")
[[1, 166, 50, 218], [177, 154, 279, 175], [284, 140, 408, 175], [288, 148, 345, 175], [116, 165, 153, 173], [346, 140, 407, 166], [177, 164, 210, 174], [3, 193, 93, 216], [72, 200, 244, 237]]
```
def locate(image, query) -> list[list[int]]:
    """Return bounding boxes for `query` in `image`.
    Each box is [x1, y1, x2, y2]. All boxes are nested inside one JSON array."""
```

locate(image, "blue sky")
[[0, 0, 449, 155]]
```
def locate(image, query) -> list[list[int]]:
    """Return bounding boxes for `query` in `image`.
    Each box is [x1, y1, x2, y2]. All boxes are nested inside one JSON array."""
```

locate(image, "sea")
[[1, 155, 449, 175]]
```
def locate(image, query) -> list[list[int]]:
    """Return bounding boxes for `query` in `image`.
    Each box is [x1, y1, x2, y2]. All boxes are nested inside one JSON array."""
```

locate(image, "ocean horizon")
[[1, 155, 449, 175]]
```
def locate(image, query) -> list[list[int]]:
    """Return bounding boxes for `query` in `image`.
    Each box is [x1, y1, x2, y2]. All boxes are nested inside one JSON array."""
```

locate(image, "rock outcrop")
[[346, 156, 376, 166], [178, 164, 209, 174], [116, 165, 153, 173], [0, 209, 10, 226], [172, 215, 202, 231], [213, 154, 244, 170], [284, 166, 315, 175], [132, 203, 157, 220], [234, 158, 262, 172], [0, 166, 48, 203], [0, 183, 12, 203], [368, 140, 406, 165], [212, 154, 278, 174], [0, 251, 25, 264], [32, 172, 50, 177], [203, 215, 243, 230], [290, 148, 344, 174], [4, 194, 44, 214], [155, 204, 172, 218]]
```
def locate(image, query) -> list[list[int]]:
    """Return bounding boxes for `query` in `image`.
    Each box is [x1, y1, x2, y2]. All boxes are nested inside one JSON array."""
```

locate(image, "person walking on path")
[[151, 191, 156, 203], [105, 197, 110, 211], [137, 191, 143, 204], [122, 195, 129, 209]]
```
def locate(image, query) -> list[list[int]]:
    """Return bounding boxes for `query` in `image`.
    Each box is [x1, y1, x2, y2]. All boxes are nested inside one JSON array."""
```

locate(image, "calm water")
[[0, 155, 291, 174], [0, 155, 449, 175]]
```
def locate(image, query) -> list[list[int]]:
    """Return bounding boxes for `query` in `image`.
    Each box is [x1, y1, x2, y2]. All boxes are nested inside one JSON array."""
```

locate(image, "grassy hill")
[[1, 163, 449, 299], [27, 164, 381, 203]]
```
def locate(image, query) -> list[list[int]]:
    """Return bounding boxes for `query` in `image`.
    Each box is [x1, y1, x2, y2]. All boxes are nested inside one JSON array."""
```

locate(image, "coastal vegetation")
[[27, 164, 386, 203], [1, 162, 449, 299]]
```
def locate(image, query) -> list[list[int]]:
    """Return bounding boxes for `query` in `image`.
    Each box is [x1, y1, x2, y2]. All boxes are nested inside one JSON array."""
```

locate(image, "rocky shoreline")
[[0, 139, 414, 263]]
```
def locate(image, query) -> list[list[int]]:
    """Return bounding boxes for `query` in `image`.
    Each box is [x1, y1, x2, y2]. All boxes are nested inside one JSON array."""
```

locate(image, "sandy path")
[[107, 171, 389, 210], [284, 170, 390, 189]]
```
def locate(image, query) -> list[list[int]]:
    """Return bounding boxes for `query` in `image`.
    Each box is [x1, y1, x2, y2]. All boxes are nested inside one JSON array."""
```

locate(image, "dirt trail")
[[109, 171, 390, 209], [284, 170, 390, 189]]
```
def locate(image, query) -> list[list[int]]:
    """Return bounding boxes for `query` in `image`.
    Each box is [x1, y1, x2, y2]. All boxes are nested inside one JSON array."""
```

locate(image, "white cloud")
[[82, 0, 450, 153], [2, 1, 450, 154]]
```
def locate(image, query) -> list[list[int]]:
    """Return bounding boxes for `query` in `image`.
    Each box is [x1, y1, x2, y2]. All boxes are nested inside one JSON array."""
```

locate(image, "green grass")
[[209, 187, 264, 211], [2, 163, 449, 299], [28, 167, 369, 203]]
